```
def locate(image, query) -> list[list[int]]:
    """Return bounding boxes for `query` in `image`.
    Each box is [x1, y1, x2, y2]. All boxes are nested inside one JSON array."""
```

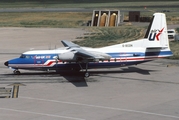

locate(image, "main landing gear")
[[84, 72, 90, 78], [78, 62, 90, 78], [13, 69, 21, 75], [84, 62, 90, 78]]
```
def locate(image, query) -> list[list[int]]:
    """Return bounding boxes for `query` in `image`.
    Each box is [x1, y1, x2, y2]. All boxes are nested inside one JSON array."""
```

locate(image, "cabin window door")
[[119, 53, 127, 66]]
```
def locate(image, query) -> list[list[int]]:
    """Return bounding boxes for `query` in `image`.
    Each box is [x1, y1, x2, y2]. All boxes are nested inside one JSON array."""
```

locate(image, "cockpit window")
[[20, 54, 25, 58], [20, 54, 30, 59]]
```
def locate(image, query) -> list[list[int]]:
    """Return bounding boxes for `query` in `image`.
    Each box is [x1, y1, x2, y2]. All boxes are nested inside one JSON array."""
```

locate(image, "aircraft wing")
[[61, 40, 79, 48], [61, 40, 111, 61]]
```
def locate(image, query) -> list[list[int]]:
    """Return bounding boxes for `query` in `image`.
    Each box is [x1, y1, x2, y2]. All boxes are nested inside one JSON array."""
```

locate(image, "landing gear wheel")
[[84, 72, 90, 78], [13, 70, 20, 75], [83, 62, 90, 78]]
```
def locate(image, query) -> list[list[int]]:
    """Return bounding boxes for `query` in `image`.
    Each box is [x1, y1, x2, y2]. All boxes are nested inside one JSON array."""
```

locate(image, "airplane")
[[4, 13, 172, 77]]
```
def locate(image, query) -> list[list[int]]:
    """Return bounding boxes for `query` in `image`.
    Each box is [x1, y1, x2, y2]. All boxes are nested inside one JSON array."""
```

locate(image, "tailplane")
[[143, 13, 169, 48]]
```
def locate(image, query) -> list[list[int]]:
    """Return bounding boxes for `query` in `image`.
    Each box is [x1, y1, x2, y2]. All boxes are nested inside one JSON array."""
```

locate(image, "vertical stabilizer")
[[143, 13, 169, 48]]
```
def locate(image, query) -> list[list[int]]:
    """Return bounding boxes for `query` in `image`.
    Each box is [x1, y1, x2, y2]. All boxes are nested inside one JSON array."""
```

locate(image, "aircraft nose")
[[4, 61, 8, 66]]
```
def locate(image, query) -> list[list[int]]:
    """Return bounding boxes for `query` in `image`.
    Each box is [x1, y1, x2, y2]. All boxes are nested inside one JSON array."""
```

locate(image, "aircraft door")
[[119, 53, 127, 66]]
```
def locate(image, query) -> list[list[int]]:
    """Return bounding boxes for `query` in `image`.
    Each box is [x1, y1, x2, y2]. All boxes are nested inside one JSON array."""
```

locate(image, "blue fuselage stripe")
[[8, 51, 172, 70]]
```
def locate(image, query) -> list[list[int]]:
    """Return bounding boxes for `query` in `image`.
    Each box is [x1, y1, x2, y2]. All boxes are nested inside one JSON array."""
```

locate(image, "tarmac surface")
[[1, 28, 179, 120]]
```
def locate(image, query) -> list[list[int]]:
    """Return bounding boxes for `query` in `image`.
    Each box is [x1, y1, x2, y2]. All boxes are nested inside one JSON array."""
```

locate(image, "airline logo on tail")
[[149, 27, 164, 41]]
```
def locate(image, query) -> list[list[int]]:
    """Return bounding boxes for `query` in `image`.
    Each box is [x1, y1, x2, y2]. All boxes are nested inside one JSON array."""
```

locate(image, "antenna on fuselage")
[[30, 48, 34, 50], [49, 43, 51, 50]]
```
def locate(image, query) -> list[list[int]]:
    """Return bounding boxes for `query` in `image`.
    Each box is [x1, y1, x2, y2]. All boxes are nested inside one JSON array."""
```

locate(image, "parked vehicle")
[[167, 29, 176, 40]]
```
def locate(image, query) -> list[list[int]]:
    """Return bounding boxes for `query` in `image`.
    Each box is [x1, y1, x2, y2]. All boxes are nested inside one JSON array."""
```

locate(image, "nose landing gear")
[[13, 70, 21, 75]]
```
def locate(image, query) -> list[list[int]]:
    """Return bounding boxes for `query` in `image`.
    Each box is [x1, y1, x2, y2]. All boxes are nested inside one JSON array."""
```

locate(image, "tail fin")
[[143, 13, 169, 48]]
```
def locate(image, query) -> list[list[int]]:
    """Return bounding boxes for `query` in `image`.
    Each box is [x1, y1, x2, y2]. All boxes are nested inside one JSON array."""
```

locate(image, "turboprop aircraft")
[[4, 13, 172, 77]]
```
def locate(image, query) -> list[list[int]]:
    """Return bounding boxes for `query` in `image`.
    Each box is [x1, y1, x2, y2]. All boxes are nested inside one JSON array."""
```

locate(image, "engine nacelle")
[[58, 52, 76, 61]]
